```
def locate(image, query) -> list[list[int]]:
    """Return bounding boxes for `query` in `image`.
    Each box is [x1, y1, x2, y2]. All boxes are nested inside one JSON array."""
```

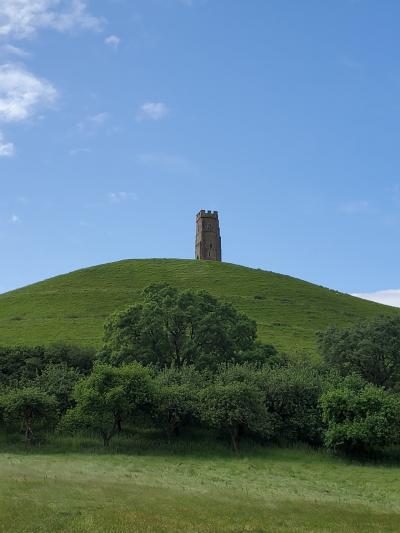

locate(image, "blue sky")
[[1, 0, 400, 305]]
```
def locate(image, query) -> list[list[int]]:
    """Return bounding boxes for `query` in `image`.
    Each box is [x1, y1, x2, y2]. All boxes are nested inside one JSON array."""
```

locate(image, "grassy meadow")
[[0, 259, 397, 354], [0, 434, 399, 533]]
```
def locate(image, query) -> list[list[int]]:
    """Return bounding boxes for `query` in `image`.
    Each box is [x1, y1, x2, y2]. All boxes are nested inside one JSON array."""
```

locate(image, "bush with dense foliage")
[[213, 363, 330, 446], [0, 343, 94, 387], [320, 377, 400, 453], [259, 364, 330, 445]]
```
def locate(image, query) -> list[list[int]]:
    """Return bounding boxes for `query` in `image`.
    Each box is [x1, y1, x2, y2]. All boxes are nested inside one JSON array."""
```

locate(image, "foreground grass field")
[[0, 259, 397, 354], [0, 436, 399, 533]]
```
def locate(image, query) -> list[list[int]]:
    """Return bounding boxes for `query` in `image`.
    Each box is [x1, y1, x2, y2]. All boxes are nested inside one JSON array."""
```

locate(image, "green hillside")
[[0, 259, 397, 354]]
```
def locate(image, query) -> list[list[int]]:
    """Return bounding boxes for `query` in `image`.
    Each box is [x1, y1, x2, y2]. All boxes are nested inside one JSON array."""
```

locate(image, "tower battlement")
[[196, 210, 219, 220], [195, 209, 222, 261]]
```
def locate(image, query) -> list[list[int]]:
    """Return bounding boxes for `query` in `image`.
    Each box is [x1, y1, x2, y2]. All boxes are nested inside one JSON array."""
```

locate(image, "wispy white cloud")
[[0, 44, 30, 58], [338, 200, 374, 215], [352, 289, 400, 308], [108, 191, 136, 203], [10, 213, 20, 223], [0, 0, 103, 39], [0, 131, 15, 156], [88, 112, 110, 125], [137, 102, 169, 122], [0, 63, 57, 123], [137, 152, 195, 174], [69, 147, 90, 156], [105, 35, 120, 49], [78, 111, 111, 134]]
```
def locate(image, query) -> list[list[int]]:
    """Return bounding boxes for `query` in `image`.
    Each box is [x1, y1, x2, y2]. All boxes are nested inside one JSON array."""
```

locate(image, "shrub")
[[199, 382, 273, 452], [258, 364, 326, 445], [320, 379, 400, 453], [33, 363, 83, 413], [152, 383, 197, 440], [0, 343, 95, 387]]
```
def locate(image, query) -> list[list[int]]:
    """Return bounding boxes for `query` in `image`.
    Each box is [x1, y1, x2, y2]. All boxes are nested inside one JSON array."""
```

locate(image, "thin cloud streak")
[[137, 102, 169, 121], [353, 289, 400, 308]]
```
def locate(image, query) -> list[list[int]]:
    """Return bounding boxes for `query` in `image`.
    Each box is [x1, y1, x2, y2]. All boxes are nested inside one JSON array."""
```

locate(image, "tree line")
[[1, 283, 400, 455]]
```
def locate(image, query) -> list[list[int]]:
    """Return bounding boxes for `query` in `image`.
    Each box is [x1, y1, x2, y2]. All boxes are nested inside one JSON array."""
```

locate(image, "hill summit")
[[0, 259, 396, 354]]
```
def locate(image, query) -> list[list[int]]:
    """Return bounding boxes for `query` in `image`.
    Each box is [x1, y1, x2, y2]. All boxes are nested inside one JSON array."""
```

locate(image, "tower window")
[[210, 243, 212, 249]]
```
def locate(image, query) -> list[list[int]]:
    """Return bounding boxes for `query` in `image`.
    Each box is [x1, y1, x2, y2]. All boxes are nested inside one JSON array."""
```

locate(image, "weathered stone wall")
[[195, 210, 222, 261]]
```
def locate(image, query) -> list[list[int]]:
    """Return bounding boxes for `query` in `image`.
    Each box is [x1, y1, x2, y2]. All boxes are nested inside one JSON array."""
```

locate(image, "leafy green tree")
[[211, 362, 331, 445], [0, 387, 58, 443], [34, 363, 82, 413], [232, 342, 279, 366], [199, 382, 273, 452], [64, 363, 154, 446], [44, 343, 95, 373], [320, 378, 400, 453], [149, 366, 206, 439], [152, 383, 196, 440], [102, 283, 274, 370], [259, 363, 327, 445], [318, 316, 400, 390], [0, 346, 46, 386], [0, 343, 94, 387]]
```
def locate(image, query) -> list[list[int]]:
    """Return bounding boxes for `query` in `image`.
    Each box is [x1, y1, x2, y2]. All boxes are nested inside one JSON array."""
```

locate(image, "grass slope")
[[0, 439, 399, 532], [0, 259, 397, 353]]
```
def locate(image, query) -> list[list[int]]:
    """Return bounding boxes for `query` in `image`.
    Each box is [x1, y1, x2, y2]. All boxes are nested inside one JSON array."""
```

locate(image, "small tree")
[[320, 379, 400, 454], [34, 363, 82, 413], [259, 363, 326, 445], [318, 316, 400, 390], [0, 387, 58, 443], [152, 384, 196, 440], [199, 382, 273, 452], [64, 363, 154, 446]]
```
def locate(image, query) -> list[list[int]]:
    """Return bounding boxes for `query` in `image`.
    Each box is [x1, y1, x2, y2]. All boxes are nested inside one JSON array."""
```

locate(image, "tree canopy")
[[318, 316, 400, 390], [102, 283, 275, 369], [64, 363, 154, 446]]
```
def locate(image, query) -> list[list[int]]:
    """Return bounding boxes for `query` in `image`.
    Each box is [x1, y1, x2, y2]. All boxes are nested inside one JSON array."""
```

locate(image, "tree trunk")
[[102, 432, 112, 447], [24, 417, 33, 444], [230, 426, 239, 453]]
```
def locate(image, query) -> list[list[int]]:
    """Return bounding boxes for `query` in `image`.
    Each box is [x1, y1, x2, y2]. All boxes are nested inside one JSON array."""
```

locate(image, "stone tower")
[[195, 210, 222, 261]]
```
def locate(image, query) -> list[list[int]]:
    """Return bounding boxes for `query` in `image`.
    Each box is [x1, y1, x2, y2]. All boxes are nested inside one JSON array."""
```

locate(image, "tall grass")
[[0, 432, 399, 532]]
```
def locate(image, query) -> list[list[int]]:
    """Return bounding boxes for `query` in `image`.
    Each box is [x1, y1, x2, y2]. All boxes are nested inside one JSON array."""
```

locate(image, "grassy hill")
[[0, 258, 397, 354]]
